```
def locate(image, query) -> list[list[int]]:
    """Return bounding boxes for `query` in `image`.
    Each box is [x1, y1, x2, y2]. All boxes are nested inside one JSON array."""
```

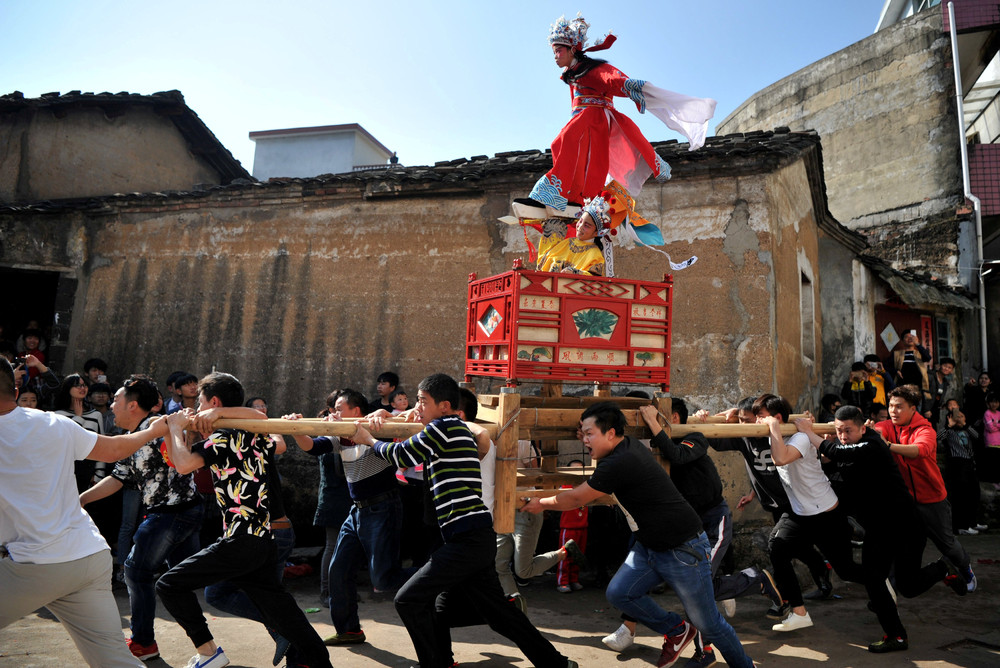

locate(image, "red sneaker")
[[658, 621, 697, 667], [127, 638, 160, 661]]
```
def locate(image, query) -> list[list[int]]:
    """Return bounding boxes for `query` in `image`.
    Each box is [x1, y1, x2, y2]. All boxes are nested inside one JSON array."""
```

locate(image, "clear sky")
[[1, 0, 885, 172]]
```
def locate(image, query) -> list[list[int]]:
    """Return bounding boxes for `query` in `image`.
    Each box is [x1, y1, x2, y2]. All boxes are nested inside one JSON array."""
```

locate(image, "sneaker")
[[271, 633, 290, 666], [570, 581, 583, 591], [868, 635, 908, 653], [126, 638, 159, 661], [602, 623, 635, 652], [657, 621, 697, 667], [965, 566, 977, 593], [508, 592, 527, 613], [772, 610, 813, 632], [324, 630, 366, 645], [683, 647, 718, 668], [556, 584, 572, 593], [766, 602, 790, 620], [720, 598, 736, 617], [974, 523, 988, 531], [760, 569, 783, 608], [804, 565, 833, 600], [184, 647, 230, 668], [562, 539, 590, 570], [944, 574, 968, 597], [958, 528, 979, 535]]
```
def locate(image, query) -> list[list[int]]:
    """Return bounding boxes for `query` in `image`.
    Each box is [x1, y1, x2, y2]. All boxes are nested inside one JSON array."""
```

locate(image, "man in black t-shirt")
[[522, 402, 754, 668]]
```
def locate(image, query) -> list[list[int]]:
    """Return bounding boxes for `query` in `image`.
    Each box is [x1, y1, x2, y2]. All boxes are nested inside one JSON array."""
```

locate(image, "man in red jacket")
[[875, 385, 975, 593]]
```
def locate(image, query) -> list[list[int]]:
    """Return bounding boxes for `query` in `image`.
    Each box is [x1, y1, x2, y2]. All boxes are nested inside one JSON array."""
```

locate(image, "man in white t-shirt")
[[755, 394, 864, 634], [0, 358, 169, 668]]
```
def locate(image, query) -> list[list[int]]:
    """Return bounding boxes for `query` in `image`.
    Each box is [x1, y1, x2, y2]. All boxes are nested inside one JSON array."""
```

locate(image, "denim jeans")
[[116, 488, 142, 566], [329, 494, 413, 633], [606, 532, 753, 668], [204, 526, 295, 624], [124, 503, 203, 644]]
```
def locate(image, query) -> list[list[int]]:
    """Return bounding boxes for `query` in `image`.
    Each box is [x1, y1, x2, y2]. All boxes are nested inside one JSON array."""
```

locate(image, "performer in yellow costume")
[[538, 196, 610, 276]]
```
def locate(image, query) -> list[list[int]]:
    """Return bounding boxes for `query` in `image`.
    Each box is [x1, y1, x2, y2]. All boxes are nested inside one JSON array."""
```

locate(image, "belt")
[[270, 517, 293, 530], [354, 490, 398, 509], [670, 532, 705, 562]]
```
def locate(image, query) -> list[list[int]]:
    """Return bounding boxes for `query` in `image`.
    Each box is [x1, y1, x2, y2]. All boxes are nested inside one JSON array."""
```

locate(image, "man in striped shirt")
[[355, 373, 577, 668]]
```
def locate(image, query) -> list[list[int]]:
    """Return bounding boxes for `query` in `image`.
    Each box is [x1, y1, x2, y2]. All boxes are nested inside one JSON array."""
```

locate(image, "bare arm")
[[88, 417, 169, 463], [765, 416, 801, 466], [520, 482, 604, 513], [80, 475, 124, 506], [889, 443, 921, 459], [163, 412, 205, 475]]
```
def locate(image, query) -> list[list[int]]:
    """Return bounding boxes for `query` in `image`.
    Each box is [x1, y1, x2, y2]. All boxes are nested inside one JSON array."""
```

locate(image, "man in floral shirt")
[[80, 375, 203, 662], [155, 372, 330, 668]]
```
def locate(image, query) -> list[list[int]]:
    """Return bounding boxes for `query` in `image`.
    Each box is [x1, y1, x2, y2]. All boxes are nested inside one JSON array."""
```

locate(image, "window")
[[935, 317, 952, 360], [801, 271, 815, 363]]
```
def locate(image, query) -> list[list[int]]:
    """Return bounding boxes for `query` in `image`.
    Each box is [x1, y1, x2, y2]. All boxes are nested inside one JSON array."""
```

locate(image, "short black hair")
[[888, 384, 922, 408], [457, 387, 478, 421], [84, 357, 108, 373], [851, 361, 867, 372], [671, 397, 689, 425], [88, 382, 112, 395], [863, 353, 880, 364], [417, 373, 459, 408], [336, 388, 368, 413], [821, 393, 842, 411], [166, 371, 187, 387], [377, 371, 399, 388], [835, 405, 866, 426], [940, 357, 956, 366], [22, 328, 42, 341], [737, 396, 756, 413], [121, 375, 159, 412], [174, 373, 199, 389], [987, 392, 1000, 404], [869, 402, 887, 418], [580, 401, 627, 438], [245, 396, 267, 408], [752, 394, 791, 423], [198, 372, 244, 408], [0, 357, 15, 400], [624, 390, 650, 399], [324, 389, 340, 410]]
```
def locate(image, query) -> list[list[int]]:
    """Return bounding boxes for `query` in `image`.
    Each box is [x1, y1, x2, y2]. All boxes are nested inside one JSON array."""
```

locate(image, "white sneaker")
[[184, 647, 230, 668], [721, 598, 736, 617], [772, 611, 813, 632], [974, 524, 988, 531], [602, 623, 635, 652], [958, 528, 979, 535]]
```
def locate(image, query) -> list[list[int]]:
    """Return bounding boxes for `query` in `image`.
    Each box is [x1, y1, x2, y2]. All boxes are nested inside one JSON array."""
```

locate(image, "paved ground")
[[3, 532, 1000, 668]]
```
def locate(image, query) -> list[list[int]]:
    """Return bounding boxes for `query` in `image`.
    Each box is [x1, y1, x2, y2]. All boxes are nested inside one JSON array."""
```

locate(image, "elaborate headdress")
[[581, 193, 613, 236], [548, 13, 616, 53]]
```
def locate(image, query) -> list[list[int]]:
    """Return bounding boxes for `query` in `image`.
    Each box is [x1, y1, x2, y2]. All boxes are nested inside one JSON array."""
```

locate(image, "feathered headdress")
[[548, 13, 616, 53]]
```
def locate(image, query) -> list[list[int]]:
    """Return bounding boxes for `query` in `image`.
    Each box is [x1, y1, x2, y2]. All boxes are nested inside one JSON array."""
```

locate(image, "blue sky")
[[1, 0, 884, 171]]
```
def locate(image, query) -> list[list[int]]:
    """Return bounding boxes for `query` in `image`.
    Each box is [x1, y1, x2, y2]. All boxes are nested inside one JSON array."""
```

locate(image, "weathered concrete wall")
[[0, 106, 221, 202], [718, 9, 967, 286]]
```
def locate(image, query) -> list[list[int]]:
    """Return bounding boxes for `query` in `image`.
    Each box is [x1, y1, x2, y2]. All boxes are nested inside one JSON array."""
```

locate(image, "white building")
[[249, 123, 395, 180]]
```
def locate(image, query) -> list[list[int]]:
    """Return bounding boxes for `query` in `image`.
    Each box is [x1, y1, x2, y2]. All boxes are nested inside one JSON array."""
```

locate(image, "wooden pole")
[[210, 417, 498, 440], [493, 387, 521, 534], [539, 381, 562, 473]]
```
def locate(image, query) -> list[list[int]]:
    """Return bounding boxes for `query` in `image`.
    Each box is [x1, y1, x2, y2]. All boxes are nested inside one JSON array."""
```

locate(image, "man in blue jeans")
[[285, 388, 412, 647], [80, 375, 203, 662], [522, 402, 755, 668]]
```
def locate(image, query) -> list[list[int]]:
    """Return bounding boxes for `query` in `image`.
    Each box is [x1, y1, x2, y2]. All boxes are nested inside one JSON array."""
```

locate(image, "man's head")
[[833, 405, 867, 444], [376, 371, 399, 399], [888, 385, 922, 426], [669, 397, 689, 425], [579, 401, 627, 460], [863, 354, 881, 372], [869, 402, 888, 422], [165, 371, 186, 399], [113, 375, 159, 430], [736, 396, 756, 424], [901, 331, 918, 348], [0, 357, 17, 402], [88, 382, 112, 409], [947, 407, 967, 428], [415, 373, 460, 423], [197, 372, 244, 410], [939, 357, 956, 376], [752, 394, 791, 423], [83, 358, 108, 383], [979, 372, 992, 389], [175, 374, 199, 400], [334, 388, 367, 419], [456, 388, 478, 421], [849, 361, 868, 382], [821, 393, 843, 415]]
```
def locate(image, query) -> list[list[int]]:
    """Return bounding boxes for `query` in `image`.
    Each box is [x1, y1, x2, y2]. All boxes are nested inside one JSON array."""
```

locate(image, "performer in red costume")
[[514, 14, 716, 220]]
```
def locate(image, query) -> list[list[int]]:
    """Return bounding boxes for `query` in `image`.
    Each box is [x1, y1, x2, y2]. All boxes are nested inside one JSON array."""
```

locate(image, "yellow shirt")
[[537, 236, 604, 276]]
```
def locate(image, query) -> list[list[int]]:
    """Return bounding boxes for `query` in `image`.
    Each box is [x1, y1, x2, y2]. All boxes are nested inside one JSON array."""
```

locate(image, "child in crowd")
[[556, 460, 588, 593], [15, 387, 38, 408], [983, 394, 1000, 449], [389, 389, 409, 415]]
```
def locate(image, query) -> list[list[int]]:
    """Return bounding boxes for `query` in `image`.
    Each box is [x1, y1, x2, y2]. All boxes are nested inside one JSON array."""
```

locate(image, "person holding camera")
[[841, 362, 877, 414]]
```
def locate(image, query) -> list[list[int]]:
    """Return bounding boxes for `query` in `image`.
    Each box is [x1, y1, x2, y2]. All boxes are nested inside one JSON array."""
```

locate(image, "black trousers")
[[156, 533, 331, 668], [769, 508, 865, 608], [394, 525, 567, 668]]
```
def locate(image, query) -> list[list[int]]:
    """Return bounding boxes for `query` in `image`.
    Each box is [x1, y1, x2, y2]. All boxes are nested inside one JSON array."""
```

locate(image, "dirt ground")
[[2, 532, 1000, 667]]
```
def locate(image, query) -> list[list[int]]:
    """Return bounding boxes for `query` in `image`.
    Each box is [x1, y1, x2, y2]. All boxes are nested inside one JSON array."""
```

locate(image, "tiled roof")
[[859, 255, 977, 310], [0, 90, 250, 184]]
